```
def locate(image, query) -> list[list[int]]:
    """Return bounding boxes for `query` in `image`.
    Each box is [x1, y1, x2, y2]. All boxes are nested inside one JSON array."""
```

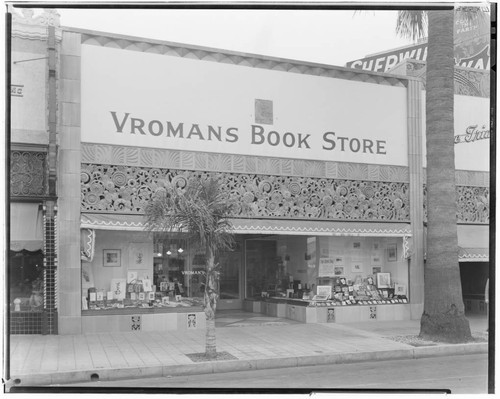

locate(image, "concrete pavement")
[[5, 311, 488, 388]]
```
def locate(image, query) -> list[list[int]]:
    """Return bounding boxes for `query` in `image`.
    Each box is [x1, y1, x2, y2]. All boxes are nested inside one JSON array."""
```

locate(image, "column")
[[57, 30, 83, 334], [407, 78, 425, 319]]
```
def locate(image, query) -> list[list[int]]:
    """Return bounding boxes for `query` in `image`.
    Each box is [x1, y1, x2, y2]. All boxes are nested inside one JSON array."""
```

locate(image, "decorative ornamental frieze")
[[454, 170, 490, 187], [423, 168, 489, 187], [405, 60, 489, 98], [456, 186, 489, 223], [81, 163, 410, 222], [81, 34, 408, 88], [11, 8, 62, 41], [455, 68, 490, 98], [12, 8, 60, 26], [423, 185, 489, 224], [81, 143, 410, 183], [10, 150, 47, 197]]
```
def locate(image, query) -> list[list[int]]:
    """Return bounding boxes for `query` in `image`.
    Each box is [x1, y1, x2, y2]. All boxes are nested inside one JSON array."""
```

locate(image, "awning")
[[458, 247, 489, 262], [81, 213, 412, 237], [457, 224, 489, 262], [229, 218, 411, 237], [10, 203, 43, 252], [81, 228, 96, 262], [81, 213, 145, 231], [423, 224, 489, 262], [457, 224, 489, 249]]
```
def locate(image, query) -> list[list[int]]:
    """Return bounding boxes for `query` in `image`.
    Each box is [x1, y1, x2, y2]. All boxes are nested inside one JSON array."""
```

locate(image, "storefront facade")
[[10, 10, 490, 335], [58, 27, 423, 334]]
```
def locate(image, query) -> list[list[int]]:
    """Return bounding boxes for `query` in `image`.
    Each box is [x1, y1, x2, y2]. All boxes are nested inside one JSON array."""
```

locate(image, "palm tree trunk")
[[204, 246, 218, 358], [419, 9, 471, 342]]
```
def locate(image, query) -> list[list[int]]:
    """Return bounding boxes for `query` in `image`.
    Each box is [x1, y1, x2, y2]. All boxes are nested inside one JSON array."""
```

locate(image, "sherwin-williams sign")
[[81, 44, 409, 166], [346, 15, 490, 72]]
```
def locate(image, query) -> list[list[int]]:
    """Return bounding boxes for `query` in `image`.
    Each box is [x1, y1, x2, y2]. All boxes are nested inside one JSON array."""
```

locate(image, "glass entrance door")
[[217, 241, 242, 310]]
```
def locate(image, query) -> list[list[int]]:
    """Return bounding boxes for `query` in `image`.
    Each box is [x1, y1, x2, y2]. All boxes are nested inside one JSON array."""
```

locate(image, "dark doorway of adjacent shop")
[[9, 250, 45, 334], [460, 262, 489, 315]]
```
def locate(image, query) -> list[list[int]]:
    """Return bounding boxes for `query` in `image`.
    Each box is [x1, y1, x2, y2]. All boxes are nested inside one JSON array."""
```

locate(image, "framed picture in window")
[[371, 255, 382, 266], [129, 243, 153, 269], [334, 256, 344, 266], [395, 284, 407, 296], [103, 249, 121, 267], [351, 261, 363, 273], [377, 272, 391, 289], [387, 244, 397, 262], [317, 285, 332, 299]]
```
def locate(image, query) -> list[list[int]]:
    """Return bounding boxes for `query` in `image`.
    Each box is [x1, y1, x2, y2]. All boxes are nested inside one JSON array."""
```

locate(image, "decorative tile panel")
[[187, 313, 197, 329], [327, 308, 335, 323], [81, 143, 409, 182], [81, 163, 410, 222], [423, 185, 489, 224], [10, 150, 48, 197], [43, 201, 58, 334], [131, 315, 141, 330]]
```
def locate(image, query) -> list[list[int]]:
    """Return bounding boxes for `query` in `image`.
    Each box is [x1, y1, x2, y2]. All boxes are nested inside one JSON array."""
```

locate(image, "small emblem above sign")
[[255, 99, 273, 125]]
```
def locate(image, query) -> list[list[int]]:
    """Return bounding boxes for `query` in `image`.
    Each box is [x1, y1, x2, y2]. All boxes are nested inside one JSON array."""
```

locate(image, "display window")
[[81, 230, 242, 312], [245, 235, 409, 306], [9, 250, 45, 312], [81, 231, 204, 311]]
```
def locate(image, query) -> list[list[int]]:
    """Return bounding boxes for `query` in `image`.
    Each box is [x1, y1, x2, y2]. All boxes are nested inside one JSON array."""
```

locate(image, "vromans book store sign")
[[81, 44, 409, 167]]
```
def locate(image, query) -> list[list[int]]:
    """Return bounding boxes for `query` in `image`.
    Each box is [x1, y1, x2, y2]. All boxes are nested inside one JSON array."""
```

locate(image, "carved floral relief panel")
[[81, 163, 410, 222], [423, 185, 489, 224], [10, 151, 47, 197]]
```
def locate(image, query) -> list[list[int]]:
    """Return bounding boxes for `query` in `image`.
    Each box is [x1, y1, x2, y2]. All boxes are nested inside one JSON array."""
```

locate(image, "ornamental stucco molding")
[[80, 33, 409, 88], [81, 163, 411, 222], [81, 143, 410, 182], [423, 168, 490, 187], [11, 8, 62, 41]]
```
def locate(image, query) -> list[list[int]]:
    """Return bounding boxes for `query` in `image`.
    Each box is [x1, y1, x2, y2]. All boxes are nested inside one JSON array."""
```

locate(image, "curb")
[[7, 342, 488, 388]]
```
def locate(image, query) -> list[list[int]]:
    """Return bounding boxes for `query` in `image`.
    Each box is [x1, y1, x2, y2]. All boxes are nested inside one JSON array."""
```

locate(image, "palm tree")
[[397, 7, 487, 342], [144, 177, 234, 359]]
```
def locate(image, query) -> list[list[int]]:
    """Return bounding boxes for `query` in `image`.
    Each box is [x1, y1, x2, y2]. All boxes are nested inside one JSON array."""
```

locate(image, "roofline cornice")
[[63, 26, 422, 87]]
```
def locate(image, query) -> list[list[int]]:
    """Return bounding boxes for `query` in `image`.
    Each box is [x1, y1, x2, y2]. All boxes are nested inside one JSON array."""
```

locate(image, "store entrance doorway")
[[218, 240, 243, 310]]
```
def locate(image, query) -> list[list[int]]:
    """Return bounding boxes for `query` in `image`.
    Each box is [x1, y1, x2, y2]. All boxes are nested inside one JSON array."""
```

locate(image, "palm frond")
[[396, 10, 427, 41], [144, 177, 235, 254]]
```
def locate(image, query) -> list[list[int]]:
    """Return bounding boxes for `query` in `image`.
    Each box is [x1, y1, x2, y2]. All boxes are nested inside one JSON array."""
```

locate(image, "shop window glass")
[[245, 235, 409, 305], [9, 250, 44, 312], [219, 243, 241, 300], [81, 230, 220, 311]]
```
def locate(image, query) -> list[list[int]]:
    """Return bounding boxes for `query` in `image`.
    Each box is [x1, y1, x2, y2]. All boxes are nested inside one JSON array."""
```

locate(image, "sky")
[[31, 7, 418, 67]]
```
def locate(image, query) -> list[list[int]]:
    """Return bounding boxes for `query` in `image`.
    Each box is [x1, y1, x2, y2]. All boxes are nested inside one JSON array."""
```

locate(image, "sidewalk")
[[6, 312, 488, 388]]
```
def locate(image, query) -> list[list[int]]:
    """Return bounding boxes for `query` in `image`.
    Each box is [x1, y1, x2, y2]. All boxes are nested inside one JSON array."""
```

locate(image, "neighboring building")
[[346, 27, 490, 315], [9, 9, 490, 335], [9, 9, 59, 334], [384, 58, 490, 315]]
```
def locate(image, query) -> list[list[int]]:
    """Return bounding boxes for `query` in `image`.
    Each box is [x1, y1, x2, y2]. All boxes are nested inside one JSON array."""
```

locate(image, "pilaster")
[[407, 79, 425, 319], [57, 30, 82, 334]]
